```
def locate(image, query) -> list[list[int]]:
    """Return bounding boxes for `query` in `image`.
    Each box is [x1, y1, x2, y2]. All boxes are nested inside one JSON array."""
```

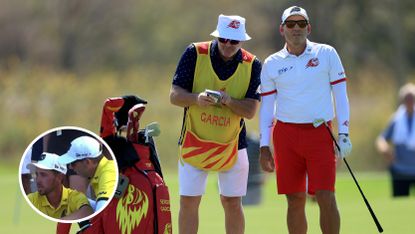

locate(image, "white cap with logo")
[[58, 136, 102, 165], [210, 14, 251, 41], [27, 152, 67, 174], [281, 6, 309, 23]]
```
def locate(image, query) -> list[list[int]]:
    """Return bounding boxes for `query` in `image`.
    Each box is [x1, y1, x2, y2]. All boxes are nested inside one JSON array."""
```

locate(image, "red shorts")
[[272, 121, 336, 195]]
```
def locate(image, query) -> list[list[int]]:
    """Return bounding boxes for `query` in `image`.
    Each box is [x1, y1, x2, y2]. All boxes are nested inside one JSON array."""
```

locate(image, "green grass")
[[1, 166, 414, 233]]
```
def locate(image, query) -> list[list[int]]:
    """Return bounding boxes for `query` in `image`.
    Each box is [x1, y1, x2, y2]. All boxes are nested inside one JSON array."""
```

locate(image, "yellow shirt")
[[28, 186, 90, 219], [90, 156, 116, 201]]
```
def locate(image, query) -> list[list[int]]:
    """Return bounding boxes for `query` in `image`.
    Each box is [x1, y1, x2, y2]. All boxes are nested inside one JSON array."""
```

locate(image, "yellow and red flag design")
[[116, 184, 149, 234], [181, 129, 238, 171]]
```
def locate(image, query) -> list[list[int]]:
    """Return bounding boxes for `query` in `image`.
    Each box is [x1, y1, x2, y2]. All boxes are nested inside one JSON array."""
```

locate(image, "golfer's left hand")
[[338, 134, 352, 158]]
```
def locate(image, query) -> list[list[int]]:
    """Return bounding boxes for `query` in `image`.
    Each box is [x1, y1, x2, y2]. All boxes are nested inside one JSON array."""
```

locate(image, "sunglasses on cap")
[[39, 153, 47, 161], [283, 20, 308, 29], [218, 38, 240, 45]]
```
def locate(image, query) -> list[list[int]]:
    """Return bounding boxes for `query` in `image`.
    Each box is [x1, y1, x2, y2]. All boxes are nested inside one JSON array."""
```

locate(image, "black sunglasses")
[[218, 38, 240, 45], [39, 153, 47, 161], [283, 20, 308, 29]]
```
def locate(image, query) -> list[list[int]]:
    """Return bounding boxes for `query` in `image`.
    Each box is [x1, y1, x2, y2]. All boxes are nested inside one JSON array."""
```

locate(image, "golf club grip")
[[323, 123, 383, 232], [343, 158, 383, 233]]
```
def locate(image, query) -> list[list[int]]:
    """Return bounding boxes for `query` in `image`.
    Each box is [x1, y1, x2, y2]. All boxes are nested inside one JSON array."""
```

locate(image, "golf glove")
[[338, 134, 352, 158]]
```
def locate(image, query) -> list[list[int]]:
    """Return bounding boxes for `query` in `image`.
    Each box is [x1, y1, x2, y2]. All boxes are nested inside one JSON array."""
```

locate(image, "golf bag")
[[57, 96, 172, 234]]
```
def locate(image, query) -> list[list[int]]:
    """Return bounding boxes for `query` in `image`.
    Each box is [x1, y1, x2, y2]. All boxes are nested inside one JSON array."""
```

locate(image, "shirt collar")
[[211, 40, 243, 63], [39, 186, 68, 209], [280, 39, 313, 58]]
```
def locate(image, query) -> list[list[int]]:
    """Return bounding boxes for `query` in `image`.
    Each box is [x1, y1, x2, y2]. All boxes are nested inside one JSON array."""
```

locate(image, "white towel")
[[392, 105, 415, 149]]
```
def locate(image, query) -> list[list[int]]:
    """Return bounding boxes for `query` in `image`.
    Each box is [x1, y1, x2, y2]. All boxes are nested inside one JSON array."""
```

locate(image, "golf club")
[[313, 119, 383, 233]]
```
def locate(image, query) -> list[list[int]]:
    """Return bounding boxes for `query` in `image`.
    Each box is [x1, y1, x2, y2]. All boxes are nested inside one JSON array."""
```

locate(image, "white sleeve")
[[332, 81, 350, 134], [260, 93, 276, 147], [328, 47, 346, 82], [94, 199, 107, 212], [259, 61, 277, 147]]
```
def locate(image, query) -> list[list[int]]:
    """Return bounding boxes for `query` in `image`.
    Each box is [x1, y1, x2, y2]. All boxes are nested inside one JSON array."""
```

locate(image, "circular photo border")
[[18, 126, 119, 224]]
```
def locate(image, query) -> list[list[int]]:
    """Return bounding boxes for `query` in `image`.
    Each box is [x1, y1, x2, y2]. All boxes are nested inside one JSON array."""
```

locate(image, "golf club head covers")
[[126, 104, 146, 143], [100, 97, 125, 138], [115, 95, 148, 130]]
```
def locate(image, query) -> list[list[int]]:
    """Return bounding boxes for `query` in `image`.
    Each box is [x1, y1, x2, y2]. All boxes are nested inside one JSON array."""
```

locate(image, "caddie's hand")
[[338, 134, 352, 158], [260, 146, 275, 172], [197, 92, 216, 106], [219, 90, 231, 106]]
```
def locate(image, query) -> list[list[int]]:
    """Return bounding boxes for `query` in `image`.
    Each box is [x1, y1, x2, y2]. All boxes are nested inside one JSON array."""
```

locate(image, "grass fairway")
[[1, 165, 414, 233]]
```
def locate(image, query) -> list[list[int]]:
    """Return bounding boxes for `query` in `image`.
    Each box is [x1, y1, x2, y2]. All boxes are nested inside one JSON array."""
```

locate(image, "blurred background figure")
[[21, 147, 33, 195], [376, 83, 415, 197], [21, 138, 45, 194]]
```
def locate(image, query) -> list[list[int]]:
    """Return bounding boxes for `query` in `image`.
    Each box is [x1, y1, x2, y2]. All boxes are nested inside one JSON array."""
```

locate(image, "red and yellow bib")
[[180, 41, 254, 171]]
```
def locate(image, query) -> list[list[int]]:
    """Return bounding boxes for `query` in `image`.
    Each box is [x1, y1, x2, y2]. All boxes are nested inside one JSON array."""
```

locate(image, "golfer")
[[27, 152, 93, 220], [259, 6, 352, 234]]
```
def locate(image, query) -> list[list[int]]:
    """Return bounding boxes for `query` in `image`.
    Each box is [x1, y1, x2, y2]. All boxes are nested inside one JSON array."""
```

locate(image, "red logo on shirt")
[[306, 58, 319, 68], [227, 20, 240, 29]]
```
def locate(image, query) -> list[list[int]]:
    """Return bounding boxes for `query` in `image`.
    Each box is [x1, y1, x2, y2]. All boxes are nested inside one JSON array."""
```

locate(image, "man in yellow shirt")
[[59, 136, 117, 212], [27, 152, 93, 220]]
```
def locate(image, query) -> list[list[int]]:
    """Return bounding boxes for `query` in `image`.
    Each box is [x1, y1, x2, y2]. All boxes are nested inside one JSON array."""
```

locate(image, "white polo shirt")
[[261, 40, 346, 123]]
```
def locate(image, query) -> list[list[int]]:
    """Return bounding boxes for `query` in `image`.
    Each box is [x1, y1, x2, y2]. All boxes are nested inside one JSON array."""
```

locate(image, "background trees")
[[1, 0, 414, 170]]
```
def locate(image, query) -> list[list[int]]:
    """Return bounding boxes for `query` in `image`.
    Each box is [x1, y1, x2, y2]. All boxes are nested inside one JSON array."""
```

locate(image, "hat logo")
[[227, 20, 240, 29], [76, 152, 91, 157], [290, 7, 301, 13]]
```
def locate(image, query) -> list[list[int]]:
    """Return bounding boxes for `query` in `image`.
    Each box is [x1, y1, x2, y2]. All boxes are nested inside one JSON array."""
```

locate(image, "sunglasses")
[[283, 20, 308, 29], [218, 38, 240, 45]]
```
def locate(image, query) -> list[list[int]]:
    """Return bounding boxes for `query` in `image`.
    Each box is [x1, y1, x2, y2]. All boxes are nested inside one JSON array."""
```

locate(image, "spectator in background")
[[376, 83, 415, 197], [21, 138, 45, 194], [21, 147, 33, 194]]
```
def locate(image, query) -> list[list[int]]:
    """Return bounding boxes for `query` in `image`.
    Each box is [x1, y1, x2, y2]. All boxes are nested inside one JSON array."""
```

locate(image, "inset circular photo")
[[19, 126, 118, 223]]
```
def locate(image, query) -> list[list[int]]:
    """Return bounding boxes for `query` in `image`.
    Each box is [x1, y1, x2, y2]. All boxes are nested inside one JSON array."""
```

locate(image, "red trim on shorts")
[[260, 90, 277, 96], [330, 78, 347, 85]]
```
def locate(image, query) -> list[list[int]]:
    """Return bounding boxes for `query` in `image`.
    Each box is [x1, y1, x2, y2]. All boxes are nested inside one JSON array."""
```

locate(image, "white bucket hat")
[[27, 152, 67, 174], [281, 6, 309, 23], [210, 14, 251, 41], [58, 136, 102, 165]]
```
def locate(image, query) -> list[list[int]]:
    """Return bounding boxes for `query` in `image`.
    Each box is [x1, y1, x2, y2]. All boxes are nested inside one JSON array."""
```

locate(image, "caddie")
[[170, 14, 261, 234], [58, 136, 117, 212]]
